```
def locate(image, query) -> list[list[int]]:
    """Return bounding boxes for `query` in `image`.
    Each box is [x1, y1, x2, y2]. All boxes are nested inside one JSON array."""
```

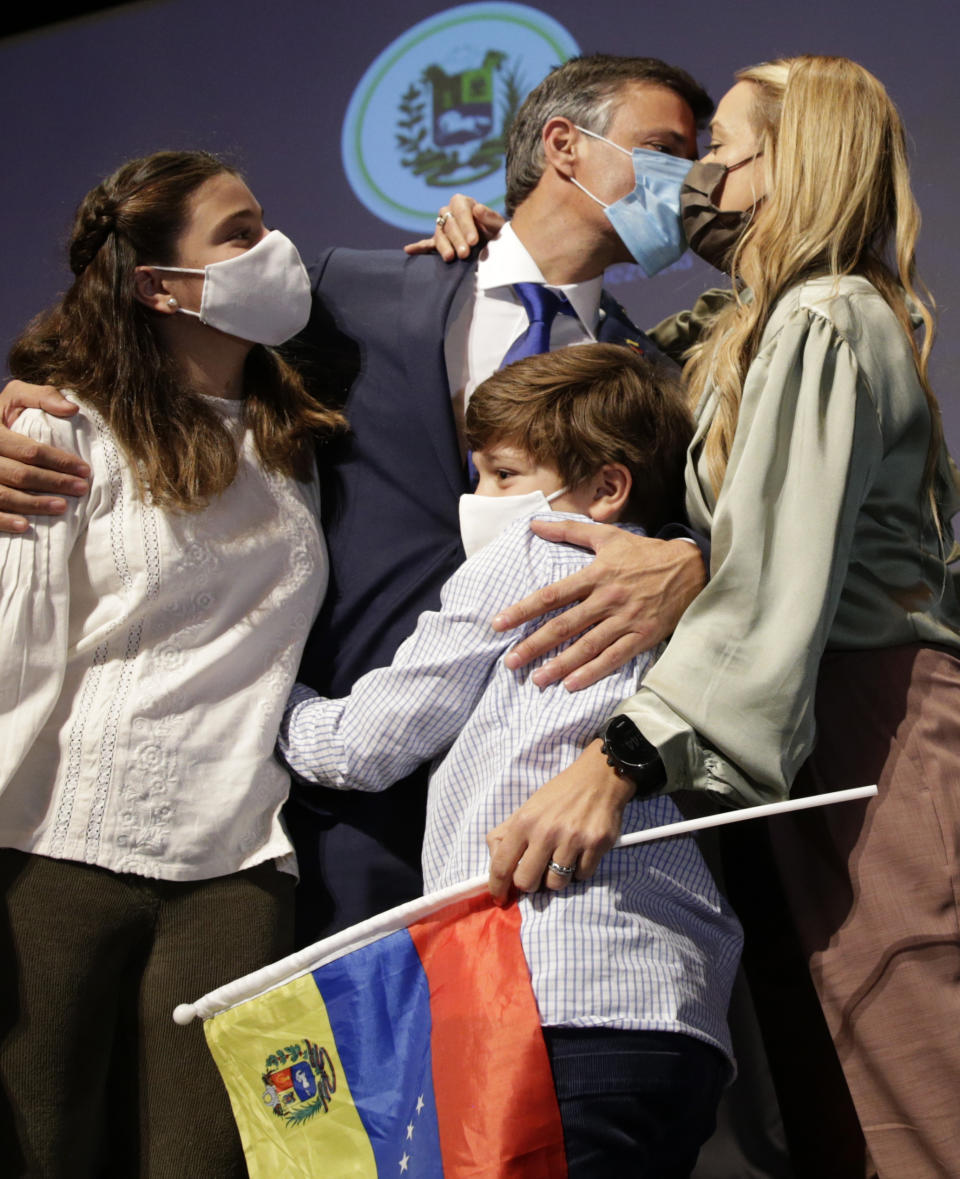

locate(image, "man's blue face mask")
[[571, 125, 693, 277]]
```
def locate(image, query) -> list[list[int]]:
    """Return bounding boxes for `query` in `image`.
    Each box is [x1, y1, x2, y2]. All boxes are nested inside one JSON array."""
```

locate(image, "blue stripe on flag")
[[311, 930, 444, 1177]]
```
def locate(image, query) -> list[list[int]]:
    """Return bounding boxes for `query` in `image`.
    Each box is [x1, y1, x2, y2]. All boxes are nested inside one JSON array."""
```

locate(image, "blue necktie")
[[466, 284, 578, 487], [500, 282, 578, 368]]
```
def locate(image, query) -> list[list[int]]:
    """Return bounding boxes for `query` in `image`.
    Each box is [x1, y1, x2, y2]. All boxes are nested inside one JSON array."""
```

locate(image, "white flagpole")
[[174, 783, 876, 1025], [613, 783, 877, 848]]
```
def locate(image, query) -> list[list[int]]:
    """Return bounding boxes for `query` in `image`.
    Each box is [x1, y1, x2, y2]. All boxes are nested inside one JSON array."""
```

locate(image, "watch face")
[[608, 716, 653, 767], [604, 717, 666, 796]]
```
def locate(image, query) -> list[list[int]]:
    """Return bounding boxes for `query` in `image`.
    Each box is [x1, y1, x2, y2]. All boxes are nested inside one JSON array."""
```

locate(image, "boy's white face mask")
[[458, 486, 567, 558]]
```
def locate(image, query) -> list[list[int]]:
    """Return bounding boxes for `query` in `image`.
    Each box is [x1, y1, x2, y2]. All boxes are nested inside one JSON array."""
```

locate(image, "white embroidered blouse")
[[0, 393, 326, 881]]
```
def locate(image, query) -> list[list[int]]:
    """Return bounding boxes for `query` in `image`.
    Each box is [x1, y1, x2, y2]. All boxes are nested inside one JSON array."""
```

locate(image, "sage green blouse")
[[619, 275, 960, 806]]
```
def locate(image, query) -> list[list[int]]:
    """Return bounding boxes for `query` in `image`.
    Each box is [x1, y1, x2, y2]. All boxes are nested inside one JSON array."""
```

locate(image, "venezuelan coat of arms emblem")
[[261, 1038, 336, 1126], [342, 3, 580, 232]]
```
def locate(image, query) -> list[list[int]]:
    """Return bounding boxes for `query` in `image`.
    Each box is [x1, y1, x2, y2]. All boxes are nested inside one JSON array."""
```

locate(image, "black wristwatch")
[[599, 715, 666, 798]]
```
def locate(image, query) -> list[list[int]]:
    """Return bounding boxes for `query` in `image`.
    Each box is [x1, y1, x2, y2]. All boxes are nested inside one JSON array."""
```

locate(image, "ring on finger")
[[547, 859, 576, 878], [436, 211, 450, 228]]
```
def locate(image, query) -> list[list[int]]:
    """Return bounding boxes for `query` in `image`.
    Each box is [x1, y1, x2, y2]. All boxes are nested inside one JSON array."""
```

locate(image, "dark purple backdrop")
[[2, 0, 958, 451]]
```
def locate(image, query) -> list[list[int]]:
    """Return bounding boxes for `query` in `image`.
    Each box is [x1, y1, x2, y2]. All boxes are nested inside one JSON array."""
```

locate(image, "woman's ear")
[[133, 266, 178, 314], [587, 463, 632, 523]]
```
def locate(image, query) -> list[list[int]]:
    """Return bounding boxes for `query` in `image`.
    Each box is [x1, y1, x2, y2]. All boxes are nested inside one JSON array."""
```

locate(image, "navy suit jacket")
[[284, 247, 668, 927], [298, 246, 665, 699]]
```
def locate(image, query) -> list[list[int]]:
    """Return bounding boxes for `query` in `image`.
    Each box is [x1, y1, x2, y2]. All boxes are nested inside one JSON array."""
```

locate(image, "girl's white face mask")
[[150, 229, 312, 346], [458, 486, 567, 558]]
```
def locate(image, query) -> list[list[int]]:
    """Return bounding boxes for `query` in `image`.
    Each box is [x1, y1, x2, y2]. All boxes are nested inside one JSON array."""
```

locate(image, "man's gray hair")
[[504, 55, 712, 215]]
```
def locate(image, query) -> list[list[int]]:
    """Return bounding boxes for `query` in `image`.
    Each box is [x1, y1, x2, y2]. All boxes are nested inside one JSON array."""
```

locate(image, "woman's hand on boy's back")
[[492, 526, 705, 689], [0, 381, 89, 533]]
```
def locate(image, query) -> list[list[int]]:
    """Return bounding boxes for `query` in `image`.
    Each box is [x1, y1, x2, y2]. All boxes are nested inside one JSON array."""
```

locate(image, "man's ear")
[[133, 266, 178, 314], [587, 463, 632, 522], [541, 116, 583, 178]]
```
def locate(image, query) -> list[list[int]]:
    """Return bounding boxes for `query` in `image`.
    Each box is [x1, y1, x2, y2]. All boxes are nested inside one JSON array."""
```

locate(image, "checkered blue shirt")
[[279, 513, 741, 1064]]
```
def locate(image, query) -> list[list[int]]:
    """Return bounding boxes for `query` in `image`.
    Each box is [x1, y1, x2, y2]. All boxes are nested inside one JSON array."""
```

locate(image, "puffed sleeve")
[[616, 309, 883, 805], [0, 407, 94, 789]]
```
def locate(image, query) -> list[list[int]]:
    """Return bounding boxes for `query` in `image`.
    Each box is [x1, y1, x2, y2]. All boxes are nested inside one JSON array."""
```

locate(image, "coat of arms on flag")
[[188, 886, 567, 1177], [261, 1038, 335, 1121]]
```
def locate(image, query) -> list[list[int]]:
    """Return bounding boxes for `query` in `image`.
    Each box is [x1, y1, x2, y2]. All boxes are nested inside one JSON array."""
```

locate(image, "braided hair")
[[69, 193, 119, 276], [9, 150, 344, 509]]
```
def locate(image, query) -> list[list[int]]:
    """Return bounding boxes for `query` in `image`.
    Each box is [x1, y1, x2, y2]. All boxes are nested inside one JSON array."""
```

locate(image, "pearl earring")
[[167, 297, 179, 309]]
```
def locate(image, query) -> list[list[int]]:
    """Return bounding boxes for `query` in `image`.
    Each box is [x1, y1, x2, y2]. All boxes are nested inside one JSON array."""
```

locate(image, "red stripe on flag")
[[408, 894, 567, 1178]]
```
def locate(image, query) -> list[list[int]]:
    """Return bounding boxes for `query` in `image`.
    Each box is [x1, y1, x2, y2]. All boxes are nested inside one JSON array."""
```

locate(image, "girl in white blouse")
[[0, 150, 342, 1177]]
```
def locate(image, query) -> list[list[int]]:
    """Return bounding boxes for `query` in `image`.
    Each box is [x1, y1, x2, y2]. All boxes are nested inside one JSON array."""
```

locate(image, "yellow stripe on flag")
[[204, 973, 378, 1177]]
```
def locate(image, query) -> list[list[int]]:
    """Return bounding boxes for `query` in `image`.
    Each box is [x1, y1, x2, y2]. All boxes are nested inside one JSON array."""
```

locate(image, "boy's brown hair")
[[465, 343, 693, 533]]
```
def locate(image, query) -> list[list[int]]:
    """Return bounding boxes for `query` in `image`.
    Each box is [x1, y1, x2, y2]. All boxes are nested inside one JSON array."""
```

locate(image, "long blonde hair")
[[685, 56, 941, 503]]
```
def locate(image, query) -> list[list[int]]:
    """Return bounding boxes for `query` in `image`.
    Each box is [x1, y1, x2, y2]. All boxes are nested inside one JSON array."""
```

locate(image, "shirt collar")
[[476, 222, 604, 334]]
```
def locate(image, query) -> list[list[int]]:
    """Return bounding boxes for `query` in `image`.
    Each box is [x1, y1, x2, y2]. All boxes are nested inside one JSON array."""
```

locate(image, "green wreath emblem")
[[396, 53, 525, 188]]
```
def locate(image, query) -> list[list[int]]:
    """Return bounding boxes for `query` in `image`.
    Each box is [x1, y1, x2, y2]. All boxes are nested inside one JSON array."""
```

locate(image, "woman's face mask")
[[680, 155, 763, 272], [684, 80, 767, 272], [569, 126, 693, 277]]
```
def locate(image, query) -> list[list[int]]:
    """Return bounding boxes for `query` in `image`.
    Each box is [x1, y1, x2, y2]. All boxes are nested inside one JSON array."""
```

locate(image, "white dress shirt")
[[280, 513, 741, 1059], [0, 394, 326, 881], [444, 224, 605, 447]]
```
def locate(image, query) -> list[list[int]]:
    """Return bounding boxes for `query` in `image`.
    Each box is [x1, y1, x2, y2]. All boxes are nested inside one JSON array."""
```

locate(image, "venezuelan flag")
[[196, 890, 567, 1178], [184, 789, 880, 1176]]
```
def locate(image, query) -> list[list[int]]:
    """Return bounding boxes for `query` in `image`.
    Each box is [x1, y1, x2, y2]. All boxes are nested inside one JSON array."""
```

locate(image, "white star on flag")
[[399, 1152, 410, 1173], [416, 1094, 425, 1114], [406, 1122, 415, 1140]]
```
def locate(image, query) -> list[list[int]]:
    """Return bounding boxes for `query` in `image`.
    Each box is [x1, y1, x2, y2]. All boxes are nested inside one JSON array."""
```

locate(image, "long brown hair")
[[684, 57, 942, 512], [9, 150, 344, 511]]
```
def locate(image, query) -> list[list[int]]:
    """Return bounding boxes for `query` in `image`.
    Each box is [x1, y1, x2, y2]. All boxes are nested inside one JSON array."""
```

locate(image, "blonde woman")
[[430, 56, 960, 1178]]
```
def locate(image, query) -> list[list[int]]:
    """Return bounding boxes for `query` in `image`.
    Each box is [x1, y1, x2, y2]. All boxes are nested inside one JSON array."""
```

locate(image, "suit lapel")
[[597, 292, 673, 367], [399, 254, 474, 500], [597, 291, 641, 344]]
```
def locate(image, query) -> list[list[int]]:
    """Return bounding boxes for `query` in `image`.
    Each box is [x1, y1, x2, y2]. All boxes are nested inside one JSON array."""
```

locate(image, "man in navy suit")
[[284, 55, 713, 942], [0, 55, 713, 939], [0, 58, 795, 1174]]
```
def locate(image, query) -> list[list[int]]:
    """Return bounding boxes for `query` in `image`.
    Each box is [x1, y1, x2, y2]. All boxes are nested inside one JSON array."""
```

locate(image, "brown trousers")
[[0, 852, 294, 1179], [765, 645, 960, 1179]]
